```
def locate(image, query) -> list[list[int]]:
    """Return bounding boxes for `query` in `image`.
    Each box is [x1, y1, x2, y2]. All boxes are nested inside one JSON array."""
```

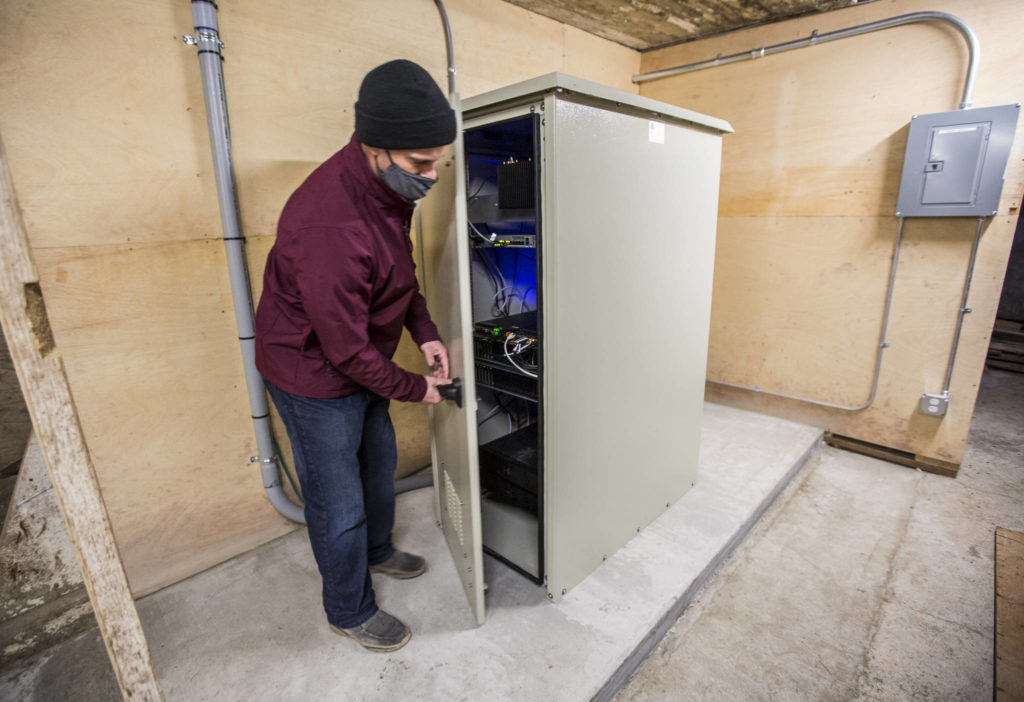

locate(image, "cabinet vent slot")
[[443, 469, 465, 546]]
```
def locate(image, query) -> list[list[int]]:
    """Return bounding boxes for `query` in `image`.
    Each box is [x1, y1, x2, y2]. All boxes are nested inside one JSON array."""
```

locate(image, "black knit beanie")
[[354, 59, 456, 150]]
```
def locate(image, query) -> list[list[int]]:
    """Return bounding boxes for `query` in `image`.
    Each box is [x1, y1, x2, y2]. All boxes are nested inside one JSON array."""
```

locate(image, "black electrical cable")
[[473, 247, 499, 296], [473, 246, 512, 317], [494, 391, 520, 426], [467, 176, 488, 200]]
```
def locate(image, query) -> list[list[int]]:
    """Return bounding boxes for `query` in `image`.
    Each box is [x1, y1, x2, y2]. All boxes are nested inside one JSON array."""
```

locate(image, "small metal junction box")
[[895, 104, 1019, 218], [920, 392, 949, 417]]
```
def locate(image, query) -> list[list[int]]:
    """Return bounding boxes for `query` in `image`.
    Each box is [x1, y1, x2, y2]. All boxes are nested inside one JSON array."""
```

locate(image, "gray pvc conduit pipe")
[[186, 0, 304, 523], [187, 2, 444, 521], [396, 473, 435, 494], [632, 11, 980, 110]]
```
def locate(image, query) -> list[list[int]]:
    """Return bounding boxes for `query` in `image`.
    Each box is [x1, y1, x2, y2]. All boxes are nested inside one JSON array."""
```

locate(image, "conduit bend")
[[711, 218, 905, 412], [187, 2, 448, 521], [434, 0, 456, 96], [634, 11, 984, 412], [633, 11, 980, 110], [186, 0, 305, 523]]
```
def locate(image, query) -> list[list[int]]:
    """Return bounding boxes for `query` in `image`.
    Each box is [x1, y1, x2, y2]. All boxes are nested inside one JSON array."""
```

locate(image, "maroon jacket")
[[254, 134, 440, 402]]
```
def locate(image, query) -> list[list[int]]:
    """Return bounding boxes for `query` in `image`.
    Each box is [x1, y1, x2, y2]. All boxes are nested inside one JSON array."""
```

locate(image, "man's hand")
[[420, 375, 452, 404], [420, 340, 449, 380]]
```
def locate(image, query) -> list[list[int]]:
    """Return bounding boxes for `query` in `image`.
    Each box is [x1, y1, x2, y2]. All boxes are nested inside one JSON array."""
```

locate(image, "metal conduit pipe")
[[712, 217, 905, 412], [942, 216, 986, 395], [632, 11, 980, 110], [186, 0, 305, 523], [434, 0, 456, 96], [635, 12, 985, 412]]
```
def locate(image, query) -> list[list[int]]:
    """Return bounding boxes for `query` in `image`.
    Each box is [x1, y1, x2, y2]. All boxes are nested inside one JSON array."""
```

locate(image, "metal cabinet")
[[418, 74, 732, 625]]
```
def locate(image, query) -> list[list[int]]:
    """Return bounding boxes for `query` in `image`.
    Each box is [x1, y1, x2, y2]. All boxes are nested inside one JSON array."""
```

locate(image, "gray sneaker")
[[369, 551, 427, 579], [330, 610, 411, 652]]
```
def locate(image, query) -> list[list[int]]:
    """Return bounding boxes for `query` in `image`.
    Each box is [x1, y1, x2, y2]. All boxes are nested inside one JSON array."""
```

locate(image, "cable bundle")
[[503, 332, 538, 378]]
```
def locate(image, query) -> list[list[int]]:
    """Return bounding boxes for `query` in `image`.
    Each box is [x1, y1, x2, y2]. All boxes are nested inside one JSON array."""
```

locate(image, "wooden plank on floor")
[[987, 359, 1024, 374], [0, 134, 163, 700], [823, 432, 959, 477], [996, 527, 1024, 701]]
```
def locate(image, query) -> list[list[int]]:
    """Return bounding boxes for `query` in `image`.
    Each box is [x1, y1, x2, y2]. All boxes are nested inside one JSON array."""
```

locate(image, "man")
[[254, 59, 454, 653]]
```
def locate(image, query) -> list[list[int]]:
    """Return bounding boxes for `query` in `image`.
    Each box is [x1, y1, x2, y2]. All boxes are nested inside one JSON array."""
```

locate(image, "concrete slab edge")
[[591, 433, 824, 702]]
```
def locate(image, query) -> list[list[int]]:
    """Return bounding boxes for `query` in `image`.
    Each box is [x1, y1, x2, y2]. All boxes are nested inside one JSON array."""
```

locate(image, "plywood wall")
[[639, 0, 1024, 467], [0, 0, 639, 596]]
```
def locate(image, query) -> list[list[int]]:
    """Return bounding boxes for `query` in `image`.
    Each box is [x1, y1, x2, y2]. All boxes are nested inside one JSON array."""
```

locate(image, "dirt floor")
[[0, 330, 32, 526]]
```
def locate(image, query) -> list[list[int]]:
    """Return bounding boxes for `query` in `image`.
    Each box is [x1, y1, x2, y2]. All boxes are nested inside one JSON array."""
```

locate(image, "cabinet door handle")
[[438, 377, 463, 408]]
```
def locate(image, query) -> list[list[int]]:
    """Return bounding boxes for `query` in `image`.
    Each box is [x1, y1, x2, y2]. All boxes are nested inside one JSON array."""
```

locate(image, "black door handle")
[[438, 377, 463, 408]]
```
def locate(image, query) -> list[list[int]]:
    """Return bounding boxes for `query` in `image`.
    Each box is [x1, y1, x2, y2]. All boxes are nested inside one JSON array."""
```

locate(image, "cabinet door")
[[542, 97, 718, 600], [416, 94, 485, 626]]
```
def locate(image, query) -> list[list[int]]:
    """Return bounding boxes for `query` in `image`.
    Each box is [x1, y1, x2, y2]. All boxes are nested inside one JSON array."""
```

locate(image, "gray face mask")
[[377, 150, 437, 201]]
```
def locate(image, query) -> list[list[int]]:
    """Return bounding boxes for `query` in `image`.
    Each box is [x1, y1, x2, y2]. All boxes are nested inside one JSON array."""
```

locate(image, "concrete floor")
[[1, 368, 1019, 701], [617, 367, 1024, 701], [0, 403, 821, 702]]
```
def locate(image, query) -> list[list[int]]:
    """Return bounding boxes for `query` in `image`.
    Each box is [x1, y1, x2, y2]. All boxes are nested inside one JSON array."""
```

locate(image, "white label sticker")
[[937, 125, 979, 134], [649, 121, 665, 144]]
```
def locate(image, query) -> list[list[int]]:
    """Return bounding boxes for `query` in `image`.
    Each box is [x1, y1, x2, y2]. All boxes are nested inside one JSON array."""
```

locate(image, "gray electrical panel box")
[[895, 104, 1019, 218]]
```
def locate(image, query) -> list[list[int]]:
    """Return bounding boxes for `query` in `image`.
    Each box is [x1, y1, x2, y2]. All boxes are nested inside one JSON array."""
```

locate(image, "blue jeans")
[[265, 382, 397, 628]]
